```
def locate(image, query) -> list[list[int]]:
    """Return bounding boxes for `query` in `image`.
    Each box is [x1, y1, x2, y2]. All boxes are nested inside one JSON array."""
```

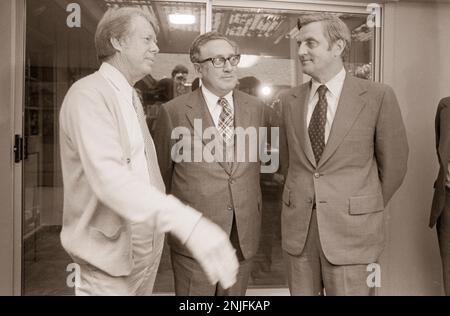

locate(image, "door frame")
[[0, 0, 25, 296], [8, 0, 382, 296]]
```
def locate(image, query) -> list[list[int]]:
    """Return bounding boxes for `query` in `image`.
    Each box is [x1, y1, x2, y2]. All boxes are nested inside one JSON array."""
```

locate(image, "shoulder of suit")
[[278, 85, 302, 98], [234, 90, 263, 107], [63, 72, 116, 108], [70, 72, 104, 89], [161, 90, 197, 113], [438, 97, 450, 109], [68, 72, 112, 97], [348, 75, 392, 92]]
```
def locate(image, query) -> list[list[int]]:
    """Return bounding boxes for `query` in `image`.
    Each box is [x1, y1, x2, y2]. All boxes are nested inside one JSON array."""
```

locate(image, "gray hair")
[[189, 31, 239, 63], [95, 6, 160, 62], [297, 13, 351, 61]]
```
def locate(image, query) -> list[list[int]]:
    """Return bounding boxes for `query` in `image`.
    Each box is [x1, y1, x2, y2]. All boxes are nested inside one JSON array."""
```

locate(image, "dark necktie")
[[308, 85, 328, 164]]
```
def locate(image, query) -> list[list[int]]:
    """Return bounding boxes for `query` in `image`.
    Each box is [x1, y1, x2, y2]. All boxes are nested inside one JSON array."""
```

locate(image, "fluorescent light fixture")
[[169, 14, 196, 25], [238, 54, 259, 68]]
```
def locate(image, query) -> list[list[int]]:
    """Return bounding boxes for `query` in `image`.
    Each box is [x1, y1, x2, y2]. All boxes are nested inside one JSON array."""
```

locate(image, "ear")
[[193, 63, 202, 75], [332, 39, 345, 58], [110, 37, 125, 52]]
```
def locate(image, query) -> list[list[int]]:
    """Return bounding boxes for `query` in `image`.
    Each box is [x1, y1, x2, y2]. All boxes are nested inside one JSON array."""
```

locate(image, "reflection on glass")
[[23, 0, 376, 295], [23, 0, 203, 295], [212, 6, 376, 289]]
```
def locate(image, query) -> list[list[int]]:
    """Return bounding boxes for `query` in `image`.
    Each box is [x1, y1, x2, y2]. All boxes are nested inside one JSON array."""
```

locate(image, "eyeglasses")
[[197, 54, 241, 68]]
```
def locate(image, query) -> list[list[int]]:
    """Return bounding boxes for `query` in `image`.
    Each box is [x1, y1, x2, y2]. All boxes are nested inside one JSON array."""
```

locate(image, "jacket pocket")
[[349, 194, 384, 215], [90, 207, 125, 240], [91, 223, 123, 240]]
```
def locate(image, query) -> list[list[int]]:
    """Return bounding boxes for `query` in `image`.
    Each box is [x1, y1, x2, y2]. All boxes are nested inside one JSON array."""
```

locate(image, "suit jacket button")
[[126, 158, 131, 164], [229, 178, 234, 184], [227, 206, 234, 211], [314, 172, 320, 178]]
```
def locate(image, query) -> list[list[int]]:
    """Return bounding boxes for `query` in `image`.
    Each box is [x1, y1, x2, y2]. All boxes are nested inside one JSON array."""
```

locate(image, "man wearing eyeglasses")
[[153, 31, 268, 296]]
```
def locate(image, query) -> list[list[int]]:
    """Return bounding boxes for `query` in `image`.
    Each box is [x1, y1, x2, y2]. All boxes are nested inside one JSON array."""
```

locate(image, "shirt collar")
[[201, 84, 234, 109], [310, 67, 346, 99], [99, 62, 134, 100]]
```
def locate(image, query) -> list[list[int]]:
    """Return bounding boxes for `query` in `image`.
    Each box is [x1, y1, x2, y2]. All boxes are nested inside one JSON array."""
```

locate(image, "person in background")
[[430, 97, 450, 295], [158, 64, 190, 101]]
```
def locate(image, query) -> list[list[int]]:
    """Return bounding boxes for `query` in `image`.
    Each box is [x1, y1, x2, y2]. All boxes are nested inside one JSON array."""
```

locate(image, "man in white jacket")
[[59, 6, 238, 296]]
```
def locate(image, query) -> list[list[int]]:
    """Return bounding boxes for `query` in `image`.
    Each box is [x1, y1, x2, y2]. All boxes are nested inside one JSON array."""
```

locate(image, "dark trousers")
[[437, 188, 450, 295], [171, 214, 253, 296]]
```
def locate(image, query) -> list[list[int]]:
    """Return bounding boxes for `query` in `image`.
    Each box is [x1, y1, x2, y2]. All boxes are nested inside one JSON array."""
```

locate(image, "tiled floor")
[[23, 179, 288, 295]]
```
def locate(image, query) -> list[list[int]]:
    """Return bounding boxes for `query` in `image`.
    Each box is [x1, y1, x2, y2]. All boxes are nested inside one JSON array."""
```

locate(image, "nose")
[[298, 42, 307, 57], [151, 41, 159, 54], [223, 59, 233, 72]]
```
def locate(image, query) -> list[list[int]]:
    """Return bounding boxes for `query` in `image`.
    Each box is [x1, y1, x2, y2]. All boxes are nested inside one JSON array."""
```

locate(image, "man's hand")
[[185, 217, 239, 289]]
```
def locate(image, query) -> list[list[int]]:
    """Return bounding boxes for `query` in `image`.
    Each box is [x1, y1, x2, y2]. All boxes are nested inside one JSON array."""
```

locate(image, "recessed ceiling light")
[[261, 85, 272, 96], [169, 14, 196, 25]]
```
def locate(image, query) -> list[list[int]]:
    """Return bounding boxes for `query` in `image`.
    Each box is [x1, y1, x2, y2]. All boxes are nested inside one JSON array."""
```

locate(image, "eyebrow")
[[209, 54, 236, 58], [299, 36, 318, 42]]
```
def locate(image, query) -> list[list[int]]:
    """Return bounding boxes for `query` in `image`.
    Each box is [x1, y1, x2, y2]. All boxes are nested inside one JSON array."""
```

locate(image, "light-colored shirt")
[[201, 85, 234, 128], [99, 62, 150, 188], [307, 67, 346, 143]]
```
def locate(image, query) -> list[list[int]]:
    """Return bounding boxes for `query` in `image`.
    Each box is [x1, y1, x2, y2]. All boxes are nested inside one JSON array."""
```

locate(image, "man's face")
[[120, 15, 159, 81], [196, 39, 238, 97], [297, 21, 342, 82], [174, 72, 188, 84]]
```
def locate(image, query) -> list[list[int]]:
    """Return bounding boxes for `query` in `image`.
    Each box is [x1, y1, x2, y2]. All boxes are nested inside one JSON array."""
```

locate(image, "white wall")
[[380, 1, 450, 295]]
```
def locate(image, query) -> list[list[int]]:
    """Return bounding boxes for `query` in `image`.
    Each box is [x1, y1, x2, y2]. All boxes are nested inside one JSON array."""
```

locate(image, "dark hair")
[[189, 31, 239, 63], [297, 13, 351, 61], [171, 64, 189, 78]]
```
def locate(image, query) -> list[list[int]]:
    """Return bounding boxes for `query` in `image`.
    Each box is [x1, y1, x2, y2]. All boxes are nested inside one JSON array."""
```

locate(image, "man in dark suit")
[[279, 13, 409, 295], [154, 31, 267, 296], [430, 97, 450, 295]]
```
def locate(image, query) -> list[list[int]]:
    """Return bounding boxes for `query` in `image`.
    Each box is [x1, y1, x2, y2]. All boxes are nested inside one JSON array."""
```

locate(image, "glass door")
[[21, 0, 380, 295], [211, 0, 379, 291], [22, 0, 206, 295]]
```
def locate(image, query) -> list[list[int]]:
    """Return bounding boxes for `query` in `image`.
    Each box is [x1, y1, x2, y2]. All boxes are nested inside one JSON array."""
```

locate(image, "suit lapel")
[[318, 76, 367, 168], [185, 89, 231, 175], [231, 90, 251, 175], [287, 83, 316, 167]]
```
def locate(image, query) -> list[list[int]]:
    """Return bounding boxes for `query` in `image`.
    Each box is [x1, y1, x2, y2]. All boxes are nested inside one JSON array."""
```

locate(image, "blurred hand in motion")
[[185, 217, 239, 289]]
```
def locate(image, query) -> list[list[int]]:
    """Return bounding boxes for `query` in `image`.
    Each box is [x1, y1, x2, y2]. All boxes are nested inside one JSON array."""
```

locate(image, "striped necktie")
[[132, 90, 165, 193]]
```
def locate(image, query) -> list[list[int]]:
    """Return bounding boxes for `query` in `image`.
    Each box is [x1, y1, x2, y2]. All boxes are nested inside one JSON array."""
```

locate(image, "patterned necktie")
[[132, 90, 165, 193], [308, 85, 328, 164], [217, 97, 234, 166], [218, 97, 234, 146]]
